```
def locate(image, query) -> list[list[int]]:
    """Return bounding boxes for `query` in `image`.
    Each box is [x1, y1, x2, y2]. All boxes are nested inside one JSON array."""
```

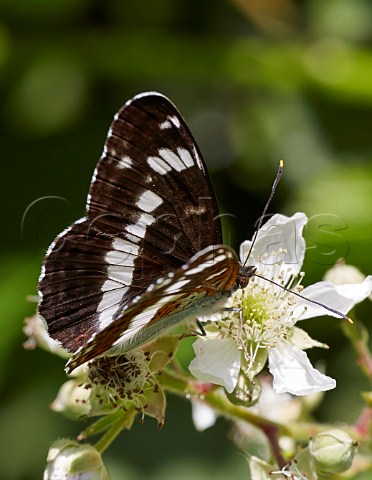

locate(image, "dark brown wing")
[[38, 92, 223, 353]]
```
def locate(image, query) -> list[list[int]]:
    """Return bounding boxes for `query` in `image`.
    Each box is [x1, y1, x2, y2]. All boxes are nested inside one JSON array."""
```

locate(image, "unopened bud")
[[309, 429, 356, 476], [324, 263, 365, 286], [226, 370, 261, 406], [43, 439, 109, 480], [51, 379, 91, 419]]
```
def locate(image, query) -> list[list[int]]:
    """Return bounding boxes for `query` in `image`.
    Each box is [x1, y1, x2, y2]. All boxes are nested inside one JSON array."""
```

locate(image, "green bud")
[[44, 439, 109, 480], [226, 369, 261, 406], [362, 391, 372, 407], [309, 429, 357, 476]]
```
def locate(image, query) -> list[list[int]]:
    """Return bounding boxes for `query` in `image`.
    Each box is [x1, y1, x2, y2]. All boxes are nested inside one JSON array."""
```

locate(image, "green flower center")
[[214, 266, 304, 373]]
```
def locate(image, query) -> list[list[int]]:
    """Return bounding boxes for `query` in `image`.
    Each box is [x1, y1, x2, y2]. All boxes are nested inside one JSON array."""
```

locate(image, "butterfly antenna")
[[241, 160, 353, 324], [243, 160, 284, 268], [254, 272, 353, 323]]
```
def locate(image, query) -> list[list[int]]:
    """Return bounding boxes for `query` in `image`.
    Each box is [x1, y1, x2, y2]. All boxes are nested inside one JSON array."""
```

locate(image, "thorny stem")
[[355, 407, 372, 438], [341, 318, 372, 439], [263, 424, 286, 469], [159, 369, 363, 444], [342, 320, 372, 383], [74, 359, 367, 459], [160, 369, 287, 432]]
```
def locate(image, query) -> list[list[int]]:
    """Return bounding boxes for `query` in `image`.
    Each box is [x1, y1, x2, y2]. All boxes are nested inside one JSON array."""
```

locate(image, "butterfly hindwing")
[[66, 244, 239, 372]]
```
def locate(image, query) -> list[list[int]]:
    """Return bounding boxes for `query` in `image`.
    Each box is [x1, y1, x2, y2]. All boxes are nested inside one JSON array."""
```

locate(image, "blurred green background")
[[1, 0, 372, 478]]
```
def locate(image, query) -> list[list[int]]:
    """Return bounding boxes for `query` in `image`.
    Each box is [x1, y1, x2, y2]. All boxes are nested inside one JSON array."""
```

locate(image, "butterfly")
[[38, 92, 254, 374]]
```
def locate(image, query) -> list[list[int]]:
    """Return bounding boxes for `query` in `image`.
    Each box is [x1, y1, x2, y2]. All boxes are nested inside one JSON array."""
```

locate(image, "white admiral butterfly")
[[38, 92, 254, 373]]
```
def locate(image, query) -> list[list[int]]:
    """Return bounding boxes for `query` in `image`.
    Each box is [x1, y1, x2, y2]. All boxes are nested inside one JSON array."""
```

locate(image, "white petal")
[[251, 379, 301, 422], [294, 276, 372, 320], [189, 338, 240, 393], [191, 400, 217, 431], [268, 343, 336, 396], [240, 212, 307, 278], [289, 326, 329, 350]]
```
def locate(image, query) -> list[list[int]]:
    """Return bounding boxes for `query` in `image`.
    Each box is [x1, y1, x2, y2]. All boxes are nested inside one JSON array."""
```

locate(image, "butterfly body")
[[38, 92, 242, 373]]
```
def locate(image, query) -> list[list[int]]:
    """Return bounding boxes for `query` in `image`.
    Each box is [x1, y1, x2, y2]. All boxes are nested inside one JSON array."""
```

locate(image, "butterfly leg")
[[178, 319, 207, 341], [195, 319, 206, 337]]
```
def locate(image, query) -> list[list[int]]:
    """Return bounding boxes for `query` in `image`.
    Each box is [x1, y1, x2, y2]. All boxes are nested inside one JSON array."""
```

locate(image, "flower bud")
[[324, 263, 365, 286], [51, 379, 91, 419], [43, 439, 109, 480], [23, 314, 69, 357], [309, 429, 356, 476], [226, 370, 261, 407]]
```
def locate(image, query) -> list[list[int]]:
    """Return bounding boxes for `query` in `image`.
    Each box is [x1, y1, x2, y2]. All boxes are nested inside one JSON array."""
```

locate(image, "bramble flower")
[[324, 261, 366, 285], [51, 378, 92, 419], [51, 336, 180, 425], [189, 213, 372, 396]]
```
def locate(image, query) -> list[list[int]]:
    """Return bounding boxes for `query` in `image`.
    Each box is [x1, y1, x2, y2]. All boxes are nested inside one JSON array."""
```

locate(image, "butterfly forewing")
[[88, 93, 222, 255], [38, 92, 231, 357]]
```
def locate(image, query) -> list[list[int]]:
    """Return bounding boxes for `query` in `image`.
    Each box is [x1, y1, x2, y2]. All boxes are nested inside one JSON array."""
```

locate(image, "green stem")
[[160, 368, 288, 431], [78, 409, 128, 441], [205, 387, 290, 433], [342, 320, 372, 384], [94, 407, 136, 454], [160, 368, 364, 443]]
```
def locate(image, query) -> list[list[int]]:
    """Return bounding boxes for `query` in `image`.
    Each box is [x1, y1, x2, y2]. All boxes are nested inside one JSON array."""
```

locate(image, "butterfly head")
[[236, 265, 256, 290]]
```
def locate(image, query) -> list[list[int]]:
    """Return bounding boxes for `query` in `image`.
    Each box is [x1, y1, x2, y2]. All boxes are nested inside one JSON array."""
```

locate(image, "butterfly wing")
[[66, 244, 239, 372], [38, 92, 224, 353]]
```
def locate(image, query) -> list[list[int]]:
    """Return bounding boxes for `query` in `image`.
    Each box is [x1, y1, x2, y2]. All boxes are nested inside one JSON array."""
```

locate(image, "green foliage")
[[1, 1, 372, 479]]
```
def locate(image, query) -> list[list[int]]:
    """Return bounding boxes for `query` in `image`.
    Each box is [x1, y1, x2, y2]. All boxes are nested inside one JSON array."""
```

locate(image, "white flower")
[[51, 379, 92, 419], [189, 213, 372, 396]]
